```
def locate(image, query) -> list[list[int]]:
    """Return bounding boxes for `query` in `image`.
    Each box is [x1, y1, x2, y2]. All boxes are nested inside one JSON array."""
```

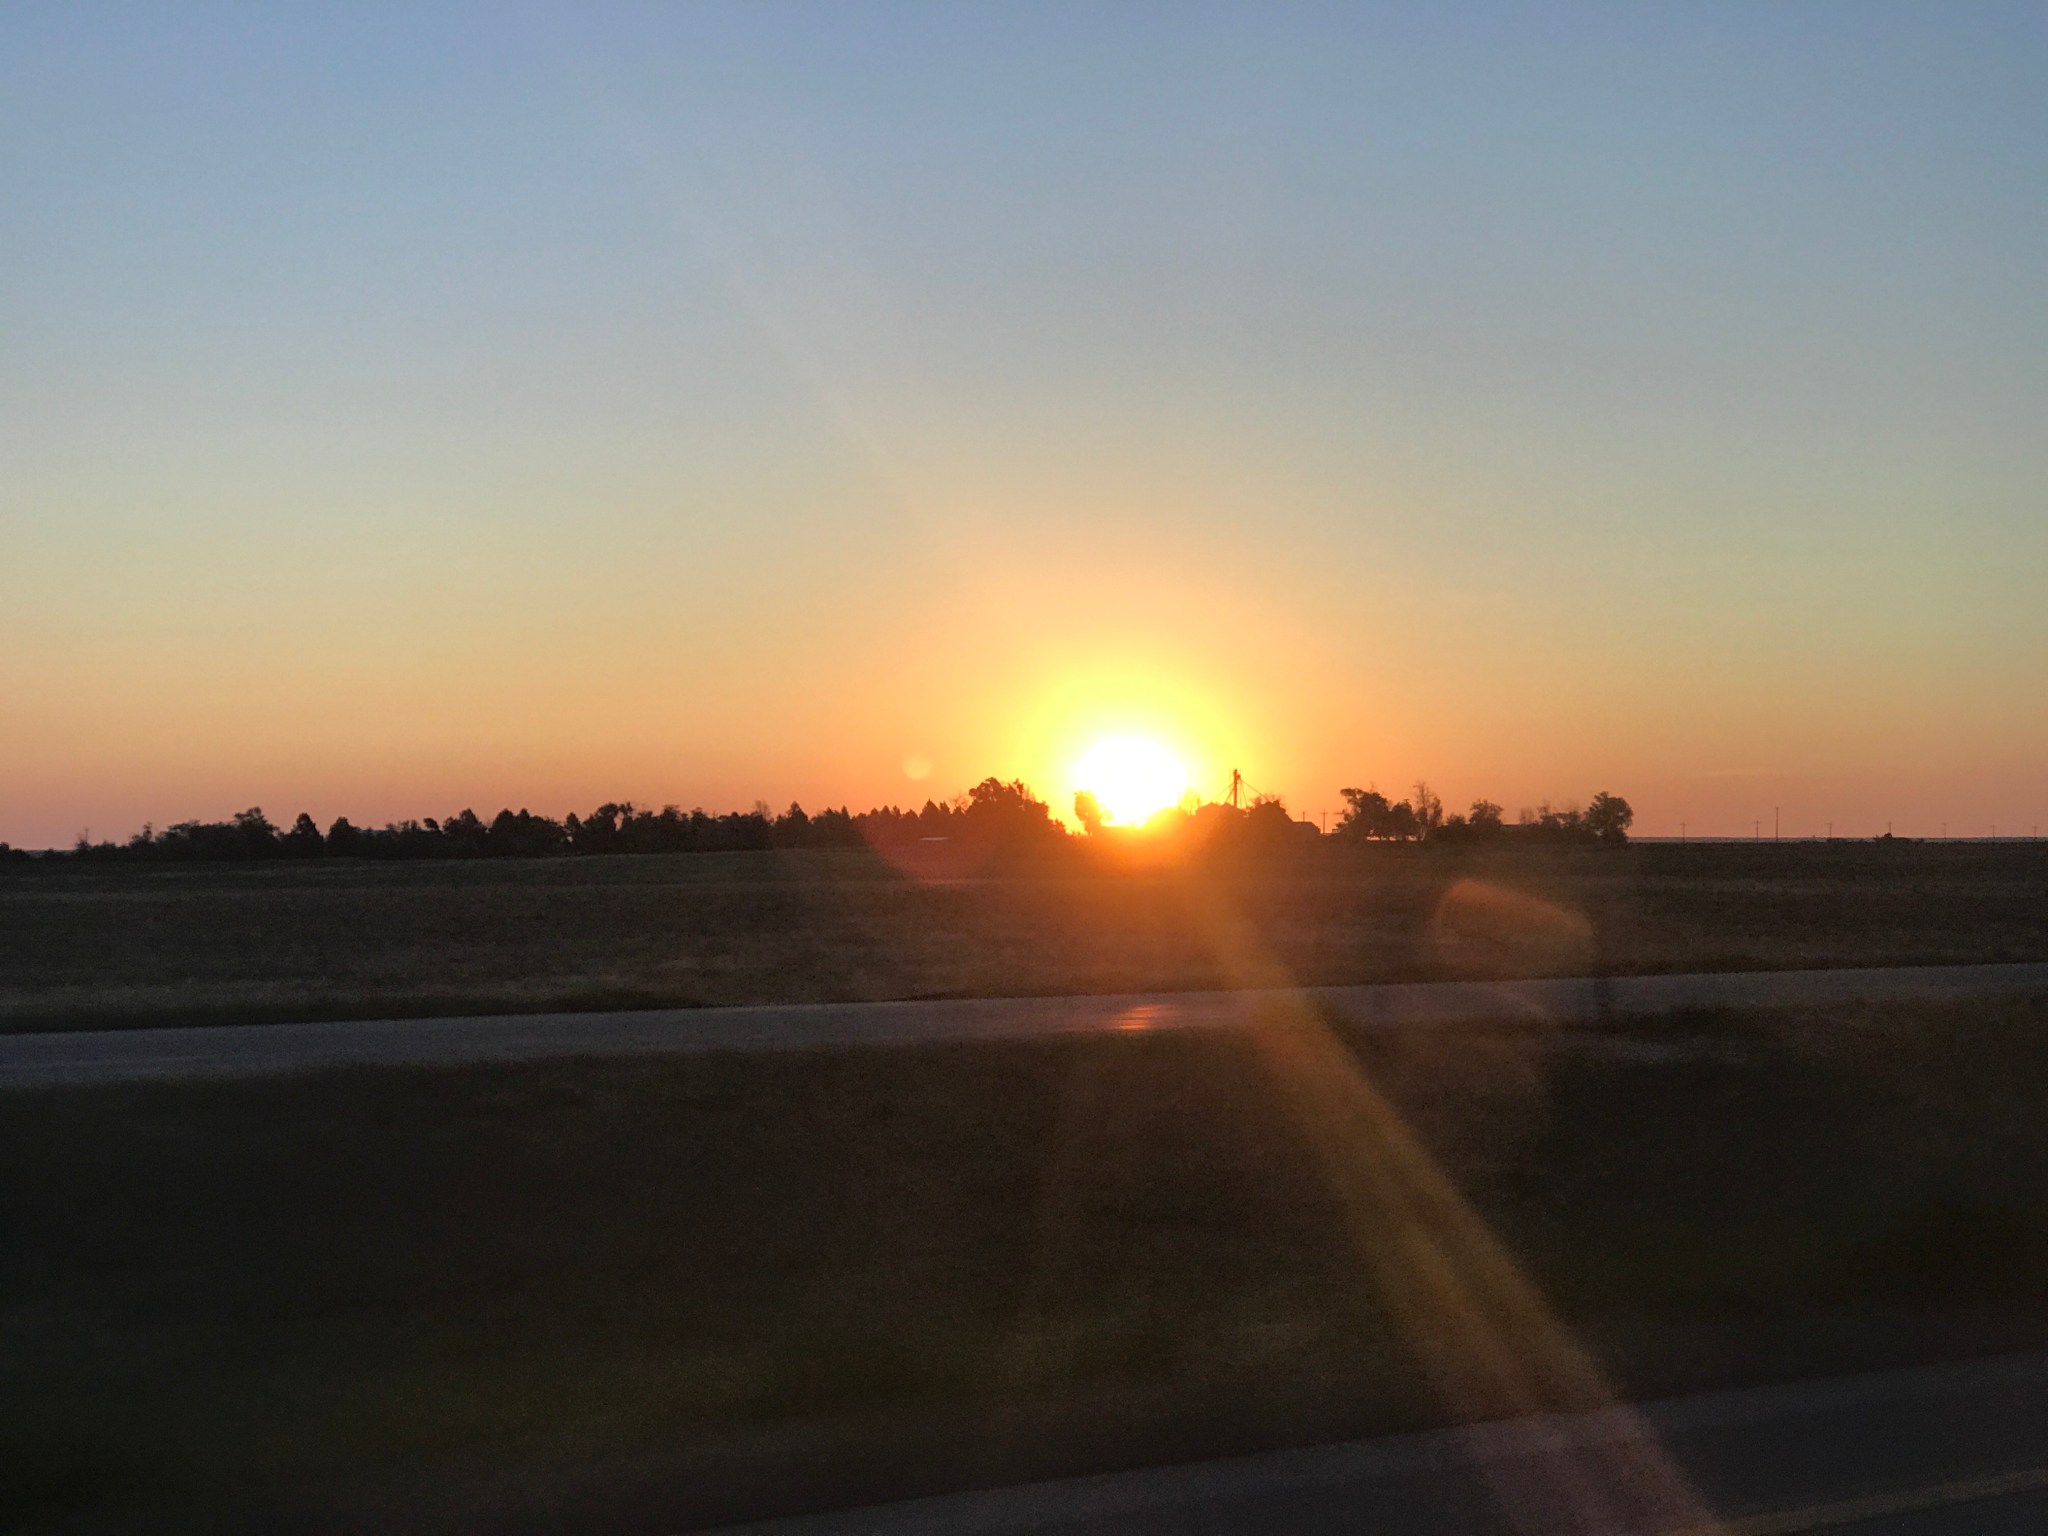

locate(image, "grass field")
[[9, 995, 2048, 1533], [5, 842, 2047, 1031]]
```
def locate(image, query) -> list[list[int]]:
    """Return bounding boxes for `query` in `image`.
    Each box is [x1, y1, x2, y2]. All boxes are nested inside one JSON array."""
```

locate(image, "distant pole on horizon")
[[1680, 820, 1686, 844], [1754, 819, 1761, 841], [1827, 820, 1833, 840], [1774, 806, 1780, 843]]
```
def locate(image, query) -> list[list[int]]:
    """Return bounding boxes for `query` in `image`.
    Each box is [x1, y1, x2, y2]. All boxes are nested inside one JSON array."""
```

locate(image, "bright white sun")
[[1074, 735, 1189, 826]]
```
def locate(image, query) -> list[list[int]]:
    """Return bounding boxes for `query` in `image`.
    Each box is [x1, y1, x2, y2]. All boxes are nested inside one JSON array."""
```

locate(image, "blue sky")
[[4, 3, 2045, 844]]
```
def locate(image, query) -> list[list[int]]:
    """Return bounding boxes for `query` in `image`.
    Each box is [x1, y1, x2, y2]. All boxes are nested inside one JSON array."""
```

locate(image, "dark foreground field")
[[5, 842, 2048, 1031], [9, 996, 2048, 1533]]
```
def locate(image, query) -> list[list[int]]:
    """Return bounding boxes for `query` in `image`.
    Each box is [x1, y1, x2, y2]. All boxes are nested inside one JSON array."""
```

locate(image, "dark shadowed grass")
[[8, 996, 2048, 1532], [5, 841, 2047, 1031]]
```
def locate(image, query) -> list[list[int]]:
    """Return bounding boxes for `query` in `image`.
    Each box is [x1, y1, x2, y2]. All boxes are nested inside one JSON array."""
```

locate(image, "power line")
[[1220, 769, 1277, 810]]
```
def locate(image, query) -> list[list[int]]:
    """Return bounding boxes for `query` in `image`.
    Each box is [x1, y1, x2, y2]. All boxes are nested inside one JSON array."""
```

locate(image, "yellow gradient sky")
[[4, 6, 2046, 846]]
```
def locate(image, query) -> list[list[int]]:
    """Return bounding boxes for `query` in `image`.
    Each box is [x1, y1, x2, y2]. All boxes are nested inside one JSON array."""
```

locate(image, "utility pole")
[[1774, 806, 1780, 843], [1754, 819, 1761, 841], [1827, 821, 1833, 840], [1680, 820, 1686, 844]]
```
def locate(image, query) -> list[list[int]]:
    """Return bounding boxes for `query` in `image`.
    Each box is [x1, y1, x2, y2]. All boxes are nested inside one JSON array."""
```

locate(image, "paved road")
[[709, 1350, 2048, 1534], [5, 961, 2048, 1088]]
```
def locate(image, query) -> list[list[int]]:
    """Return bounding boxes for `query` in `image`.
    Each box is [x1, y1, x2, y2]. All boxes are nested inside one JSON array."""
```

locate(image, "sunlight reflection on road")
[[1110, 1004, 1171, 1032]]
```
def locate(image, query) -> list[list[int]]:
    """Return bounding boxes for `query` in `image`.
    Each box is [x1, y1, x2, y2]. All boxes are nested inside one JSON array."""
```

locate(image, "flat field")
[[4, 842, 2047, 1031], [8, 995, 2048, 1533]]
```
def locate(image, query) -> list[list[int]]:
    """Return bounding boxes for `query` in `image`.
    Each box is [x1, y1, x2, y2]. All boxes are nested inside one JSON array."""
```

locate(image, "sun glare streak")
[[1178, 876, 1728, 1534], [1073, 735, 1188, 826]]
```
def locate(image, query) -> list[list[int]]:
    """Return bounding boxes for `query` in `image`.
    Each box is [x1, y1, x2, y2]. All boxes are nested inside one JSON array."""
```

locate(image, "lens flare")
[[1074, 735, 1188, 826]]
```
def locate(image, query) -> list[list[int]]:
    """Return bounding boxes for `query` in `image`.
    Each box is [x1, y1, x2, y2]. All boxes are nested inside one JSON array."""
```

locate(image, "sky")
[[4, 2, 2046, 847]]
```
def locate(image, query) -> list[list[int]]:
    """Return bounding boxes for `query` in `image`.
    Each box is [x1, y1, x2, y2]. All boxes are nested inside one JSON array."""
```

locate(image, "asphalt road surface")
[[710, 1350, 2048, 1535], [6, 961, 2048, 1088]]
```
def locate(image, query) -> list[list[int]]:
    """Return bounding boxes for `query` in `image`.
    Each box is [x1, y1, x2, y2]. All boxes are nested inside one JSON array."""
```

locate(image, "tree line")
[[1329, 783, 1634, 845], [32, 778, 1067, 864], [6, 776, 1632, 864]]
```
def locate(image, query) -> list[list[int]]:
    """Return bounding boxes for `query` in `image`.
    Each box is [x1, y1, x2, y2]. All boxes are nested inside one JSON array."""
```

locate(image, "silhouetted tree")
[[572, 805, 625, 854], [282, 813, 325, 858], [1336, 786, 1389, 839], [367, 819, 442, 859], [1338, 786, 1422, 840], [1515, 802, 1601, 843], [773, 802, 812, 847], [1242, 796, 1301, 845], [1073, 790, 1107, 835], [916, 798, 961, 838], [1329, 781, 1639, 846], [233, 808, 279, 858], [852, 804, 931, 846], [438, 809, 487, 857], [809, 806, 861, 847], [1584, 791, 1634, 846], [960, 778, 1061, 852], [485, 808, 566, 857], [1411, 782, 1444, 835]]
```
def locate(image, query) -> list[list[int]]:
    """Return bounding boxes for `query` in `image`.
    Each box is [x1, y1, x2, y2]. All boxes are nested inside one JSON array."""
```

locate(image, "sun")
[[1074, 734, 1189, 826]]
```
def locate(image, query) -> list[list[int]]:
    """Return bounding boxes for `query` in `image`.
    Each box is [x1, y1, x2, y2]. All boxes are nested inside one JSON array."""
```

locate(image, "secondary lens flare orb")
[[1074, 735, 1189, 826]]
